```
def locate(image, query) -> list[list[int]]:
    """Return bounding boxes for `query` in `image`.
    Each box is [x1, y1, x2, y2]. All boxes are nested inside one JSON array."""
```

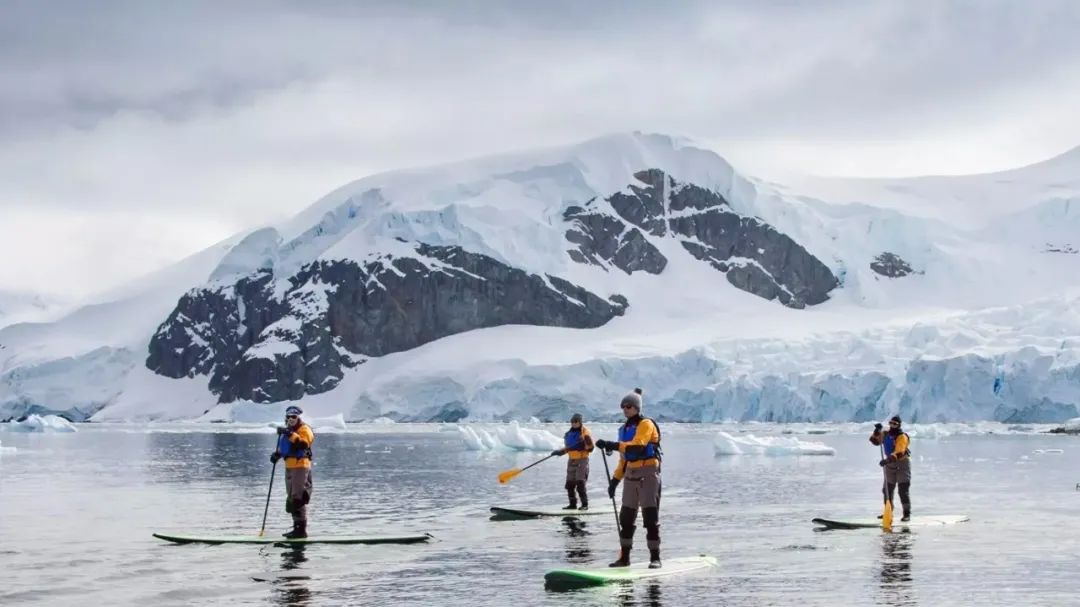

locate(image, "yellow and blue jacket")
[[562, 425, 594, 460], [277, 423, 315, 469], [613, 416, 660, 480]]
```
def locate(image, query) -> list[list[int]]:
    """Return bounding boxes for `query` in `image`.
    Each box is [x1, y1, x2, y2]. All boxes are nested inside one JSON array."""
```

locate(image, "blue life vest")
[[564, 428, 587, 451], [618, 417, 661, 462], [277, 425, 313, 460], [882, 431, 909, 460]]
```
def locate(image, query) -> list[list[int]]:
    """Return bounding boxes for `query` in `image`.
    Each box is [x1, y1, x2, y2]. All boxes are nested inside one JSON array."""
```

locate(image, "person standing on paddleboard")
[[870, 415, 911, 522], [595, 388, 663, 569], [271, 405, 315, 538], [551, 413, 594, 511]]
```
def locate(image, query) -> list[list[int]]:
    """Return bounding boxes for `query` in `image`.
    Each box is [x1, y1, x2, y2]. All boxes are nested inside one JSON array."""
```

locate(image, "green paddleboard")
[[153, 532, 433, 545], [490, 506, 608, 519], [544, 555, 717, 588]]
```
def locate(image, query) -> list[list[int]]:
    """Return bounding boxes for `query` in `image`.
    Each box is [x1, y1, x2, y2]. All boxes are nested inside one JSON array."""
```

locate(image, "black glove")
[[270, 452, 281, 464], [551, 449, 563, 456], [276, 426, 288, 435], [879, 458, 887, 467], [873, 423, 883, 431], [596, 439, 616, 451], [608, 478, 620, 499]]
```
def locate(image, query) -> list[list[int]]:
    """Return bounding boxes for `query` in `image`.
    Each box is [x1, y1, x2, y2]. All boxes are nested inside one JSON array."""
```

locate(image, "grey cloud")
[[1, 0, 1080, 295], [3, 1, 1078, 139]]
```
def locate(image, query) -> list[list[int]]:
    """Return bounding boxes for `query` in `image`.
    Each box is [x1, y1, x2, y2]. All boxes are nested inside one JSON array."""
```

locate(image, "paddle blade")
[[498, 468, 522, 484], [882, 500, 893, 530]]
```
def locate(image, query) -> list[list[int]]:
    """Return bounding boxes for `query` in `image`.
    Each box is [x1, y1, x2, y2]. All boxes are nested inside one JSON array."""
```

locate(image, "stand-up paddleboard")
[[490, 506, 608, 519], [545, 555, 717, 588], [152, 532, 433, 545], [811, 515, 969, 530]]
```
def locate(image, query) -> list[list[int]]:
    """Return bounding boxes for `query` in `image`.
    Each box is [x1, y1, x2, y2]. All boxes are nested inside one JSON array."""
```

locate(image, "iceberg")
[[306, 413, 348, 432], [3, 415, 78, 433], [1049, 417, 1080, 435], [713, 431, 835, 456], [458, 422, 562, 451]]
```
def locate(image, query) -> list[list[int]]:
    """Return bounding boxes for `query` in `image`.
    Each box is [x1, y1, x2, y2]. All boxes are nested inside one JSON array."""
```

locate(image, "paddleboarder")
[[870, 415, 911, 522], [271, 405, 315, 538], [595, 388, 663, 569], [551, 413, 594, 511]]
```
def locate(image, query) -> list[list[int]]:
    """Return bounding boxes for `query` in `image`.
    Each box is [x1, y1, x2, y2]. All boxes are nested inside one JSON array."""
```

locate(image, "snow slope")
[[2, 132, 1079, 423], [783, 145, 1080, 230], [0, 290, 70, 329]]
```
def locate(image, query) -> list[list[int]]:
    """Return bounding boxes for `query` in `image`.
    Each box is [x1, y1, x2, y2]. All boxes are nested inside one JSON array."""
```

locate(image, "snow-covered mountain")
[[1, 132, 1078, 423]]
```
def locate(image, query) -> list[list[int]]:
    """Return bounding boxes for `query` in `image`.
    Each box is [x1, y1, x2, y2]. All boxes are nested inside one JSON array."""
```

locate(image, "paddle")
[[498, 453, 557, 484], [880, 444, 893, 530], [258, 458, 277, 537], [600, 448, 622, 535]]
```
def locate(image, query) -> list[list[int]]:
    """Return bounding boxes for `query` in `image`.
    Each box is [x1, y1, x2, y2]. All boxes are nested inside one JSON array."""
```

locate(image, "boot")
[[609, 547, 631, 567], [283, 522, 307, 539], [578, 504, 589, 511], [563, 489, 577, 510], [648, 549, 662, 569], [900, 512, 910, 522]]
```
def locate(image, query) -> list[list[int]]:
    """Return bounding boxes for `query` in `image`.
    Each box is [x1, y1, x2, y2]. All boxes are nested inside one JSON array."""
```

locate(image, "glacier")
[[1, 132, 1078, 423]]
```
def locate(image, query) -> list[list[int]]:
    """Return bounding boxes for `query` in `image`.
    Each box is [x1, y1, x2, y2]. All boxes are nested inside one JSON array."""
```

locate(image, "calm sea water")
[[1, 423, 1078, 606]]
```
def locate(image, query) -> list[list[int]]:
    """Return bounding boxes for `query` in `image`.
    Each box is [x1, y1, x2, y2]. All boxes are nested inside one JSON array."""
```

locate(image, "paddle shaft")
[[519, 453, 557, 474], [880, 444, 888, 503], [880, 443, 893, 527], [259, 459, 277, 537], [600, 448, 622, 535]]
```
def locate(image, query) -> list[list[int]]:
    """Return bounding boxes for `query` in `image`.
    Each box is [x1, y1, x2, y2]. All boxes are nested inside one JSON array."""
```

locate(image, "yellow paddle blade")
[[882, 500, 893, 530], [498, 468, 522, 484]]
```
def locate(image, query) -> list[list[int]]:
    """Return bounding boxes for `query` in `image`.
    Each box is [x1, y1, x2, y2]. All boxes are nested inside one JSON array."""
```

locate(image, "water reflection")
[[272, 546, 312, 607], [612, 581, 663, 607], [144, 432, 271, 482], [878, 531, 915, 606], [560, 518, 592, 563]]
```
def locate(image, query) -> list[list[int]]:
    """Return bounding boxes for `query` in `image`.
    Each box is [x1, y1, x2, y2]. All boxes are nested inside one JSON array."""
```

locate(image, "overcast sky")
[[3, 0, 1080, 298]]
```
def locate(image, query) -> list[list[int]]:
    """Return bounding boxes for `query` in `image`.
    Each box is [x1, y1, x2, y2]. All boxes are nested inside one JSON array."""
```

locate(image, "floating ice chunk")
[[1032, 448, 1064, 454], [713, 431, 835, 456], [0, 438, 14, 455], [371, 417, 396, 425], [458, 421, 561, 451], [1061, 418, 1080, 432], [3, 415, 78, 433], [907, 424, 954, 439], [307, 413, 347, 432]]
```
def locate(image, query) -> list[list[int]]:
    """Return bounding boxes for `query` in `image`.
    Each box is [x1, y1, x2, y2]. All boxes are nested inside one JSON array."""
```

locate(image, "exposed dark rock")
[[607, 168, 668, 236], [870, 252, 916, 278], [564, 201, 668, 275], [564, 169, 838, 307], [147, 244, 627, 403]]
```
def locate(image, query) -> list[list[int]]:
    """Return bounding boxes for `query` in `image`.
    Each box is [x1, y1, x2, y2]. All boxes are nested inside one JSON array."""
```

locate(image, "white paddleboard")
[[545, 555, 717, 587], [490, 506, 607, 518], [153, 532, 432, 545], [812, 515, 969, 529]]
